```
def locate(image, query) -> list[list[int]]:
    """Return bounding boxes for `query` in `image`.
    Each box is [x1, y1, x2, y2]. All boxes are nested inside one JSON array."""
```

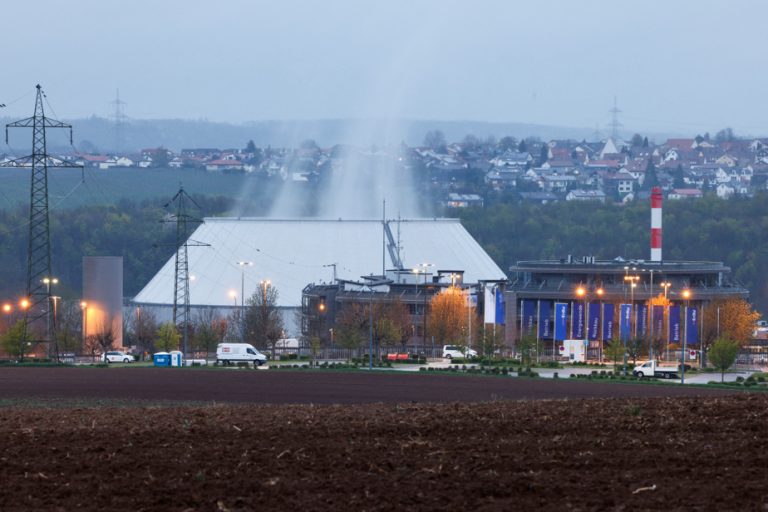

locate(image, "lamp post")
[[681, 289, 691, 385], [412, 263, 433, 349], [237, 262, 253, 343], [660, 282, 671, 361], [624, 274, 639, 337], [369, 290, 373, 370], [260, 279, 271, 348], [51, 296, 61, 363], [576, 286, 603, 363], [80, 301, 88, 353], [647, 270, 655, 361], [2, 304, 12, 336], [42, 277, 58, 349]]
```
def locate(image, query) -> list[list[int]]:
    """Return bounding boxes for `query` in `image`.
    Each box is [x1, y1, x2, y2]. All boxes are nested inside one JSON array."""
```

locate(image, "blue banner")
[[588, 303, 600, 340], [637, 304, 648, 337], [539, 301, 552, 339], [495, 288, 506, 325], [669, 306, 681, 343], [652, 305, 664, 339], [521, 300, 536, 336], [554, 303, 568, 341], [686, 307, 699, 345], [602, 303, 614, 341], [572, 301, 585, 339], [620, 304, 632, 342]]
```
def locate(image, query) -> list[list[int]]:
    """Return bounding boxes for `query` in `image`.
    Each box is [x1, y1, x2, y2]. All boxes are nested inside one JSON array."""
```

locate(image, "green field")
[[0, 167, 257, 209]]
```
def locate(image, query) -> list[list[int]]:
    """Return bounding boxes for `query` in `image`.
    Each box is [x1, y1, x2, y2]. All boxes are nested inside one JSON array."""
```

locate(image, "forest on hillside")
[[0, 194, 766, 314]]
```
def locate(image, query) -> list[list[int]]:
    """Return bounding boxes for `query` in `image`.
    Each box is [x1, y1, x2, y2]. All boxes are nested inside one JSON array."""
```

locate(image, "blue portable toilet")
[[153, 352, 171, 367], [169, 351, 183, 367]]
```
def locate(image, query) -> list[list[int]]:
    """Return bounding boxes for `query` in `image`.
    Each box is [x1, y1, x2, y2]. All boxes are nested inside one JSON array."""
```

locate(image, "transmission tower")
[[608, 96, 623, 140], [109, 89, 128, 154], [3, 85, 82, 349], [162, 186, 209, 358]]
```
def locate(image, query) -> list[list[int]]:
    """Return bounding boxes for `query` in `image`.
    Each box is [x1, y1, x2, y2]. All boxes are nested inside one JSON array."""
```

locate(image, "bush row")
[[418, 365, 538, 377]]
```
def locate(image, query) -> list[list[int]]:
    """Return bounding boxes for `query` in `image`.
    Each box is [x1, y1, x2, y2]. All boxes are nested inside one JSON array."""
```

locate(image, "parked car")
[[442, 345, 478, 360], [103, 351, 135, 364]]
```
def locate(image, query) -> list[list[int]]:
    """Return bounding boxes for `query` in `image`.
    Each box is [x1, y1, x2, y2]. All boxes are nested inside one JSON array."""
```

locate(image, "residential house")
[[668, 188, 703, 200], [565, 189, 607, 203], [445, 193, 484, 208]]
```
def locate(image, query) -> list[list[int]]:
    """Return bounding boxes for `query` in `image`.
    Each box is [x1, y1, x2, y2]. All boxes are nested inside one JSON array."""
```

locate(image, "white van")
[[216, 343, 269, 367]]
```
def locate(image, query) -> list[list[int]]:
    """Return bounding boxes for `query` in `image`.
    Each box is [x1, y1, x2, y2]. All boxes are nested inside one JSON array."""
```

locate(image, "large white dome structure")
[[132, 217, 506, 335]]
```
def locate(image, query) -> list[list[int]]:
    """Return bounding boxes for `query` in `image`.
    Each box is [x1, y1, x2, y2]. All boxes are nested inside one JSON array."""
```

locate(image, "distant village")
[[6, 130, 768, 208]]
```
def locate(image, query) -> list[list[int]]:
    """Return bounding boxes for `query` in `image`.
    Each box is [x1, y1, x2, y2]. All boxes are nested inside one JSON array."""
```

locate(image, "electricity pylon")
[[3, 85, 82, 351], [162, 186, 209, 358]]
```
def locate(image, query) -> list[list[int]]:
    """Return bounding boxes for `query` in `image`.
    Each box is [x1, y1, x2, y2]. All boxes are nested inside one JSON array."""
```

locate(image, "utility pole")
[[162, 186, 209, 360], [3, 85, 82, 354]]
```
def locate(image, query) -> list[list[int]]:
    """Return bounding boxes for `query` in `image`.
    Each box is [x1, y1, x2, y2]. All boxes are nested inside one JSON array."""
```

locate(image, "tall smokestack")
[[651, 186, 662, 261]]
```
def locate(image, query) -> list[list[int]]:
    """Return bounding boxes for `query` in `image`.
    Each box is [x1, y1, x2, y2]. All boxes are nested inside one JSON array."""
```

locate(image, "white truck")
[[216, 343, 268, 367], [632, 360, 679, 379]]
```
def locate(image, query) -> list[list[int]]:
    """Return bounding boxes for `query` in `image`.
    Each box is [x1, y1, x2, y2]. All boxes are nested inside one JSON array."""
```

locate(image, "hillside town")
[[6, 130, 767, 208]]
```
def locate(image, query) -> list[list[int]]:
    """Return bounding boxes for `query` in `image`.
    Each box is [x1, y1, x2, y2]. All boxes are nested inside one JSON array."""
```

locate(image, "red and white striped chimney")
[[651, 186, 662, 261]]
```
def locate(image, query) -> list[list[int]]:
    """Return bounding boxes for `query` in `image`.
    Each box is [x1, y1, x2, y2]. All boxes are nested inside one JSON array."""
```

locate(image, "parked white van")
[[216, 343, 269, 367]]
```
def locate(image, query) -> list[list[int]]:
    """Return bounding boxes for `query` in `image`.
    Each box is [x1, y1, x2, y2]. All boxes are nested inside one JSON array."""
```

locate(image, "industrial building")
[[132, 217, 507, 336], [505, 188, 751, 358]]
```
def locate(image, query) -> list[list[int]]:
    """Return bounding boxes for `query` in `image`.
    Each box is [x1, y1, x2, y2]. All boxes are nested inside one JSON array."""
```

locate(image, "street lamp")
[[624, 274, 639, 337], [80, 301, 88, 350], [260, 279, 271, 349], [412, 263, 433, 349], [576, 286, 603, 363], [660, 282, 671, 360], [681, 289, 691, 385], [236, 261, 253, 308], [42, 277, 58, 349]]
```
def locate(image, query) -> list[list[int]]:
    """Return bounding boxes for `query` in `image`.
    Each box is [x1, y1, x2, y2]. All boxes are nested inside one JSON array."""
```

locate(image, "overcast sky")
[[1, 0, 766, 136]]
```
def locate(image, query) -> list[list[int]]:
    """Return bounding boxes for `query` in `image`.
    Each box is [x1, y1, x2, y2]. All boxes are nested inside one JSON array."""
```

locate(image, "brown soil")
[[0, 368, 764, 511]]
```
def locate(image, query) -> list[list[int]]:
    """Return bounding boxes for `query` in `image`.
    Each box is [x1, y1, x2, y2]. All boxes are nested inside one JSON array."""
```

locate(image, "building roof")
[[133, 218, 506, 308]]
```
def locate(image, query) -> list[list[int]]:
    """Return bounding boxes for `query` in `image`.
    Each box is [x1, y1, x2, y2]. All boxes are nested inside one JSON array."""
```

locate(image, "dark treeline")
[[459, 194, 768, 313], [0, 196, 234, 301], [1, 193, 766, 315]]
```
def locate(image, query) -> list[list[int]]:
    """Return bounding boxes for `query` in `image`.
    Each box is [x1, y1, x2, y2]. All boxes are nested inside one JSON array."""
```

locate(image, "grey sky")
[[2, 0, 766, 136]]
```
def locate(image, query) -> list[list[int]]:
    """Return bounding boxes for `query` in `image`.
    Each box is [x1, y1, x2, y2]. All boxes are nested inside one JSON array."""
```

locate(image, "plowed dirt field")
[[0, 367, 763, 511]]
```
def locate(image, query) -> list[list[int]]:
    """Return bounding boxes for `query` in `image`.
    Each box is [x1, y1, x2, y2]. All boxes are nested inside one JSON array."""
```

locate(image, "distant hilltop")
[[0, 116, 679, 154]]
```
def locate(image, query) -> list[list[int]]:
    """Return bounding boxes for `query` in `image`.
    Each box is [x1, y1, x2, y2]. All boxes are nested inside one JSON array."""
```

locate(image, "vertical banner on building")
[[495, 288, 506, 325], [602, 303, 614, 341], [554, 302, 568, 341], [588, 303, 600, 340], [539, 301, 552, 339], [521, 300, 536, 336], [669, 306, 681, 343], [572, 301, 585, 339], [652, 305, 664, 338], [483, 286, 496, 324], [619, 304, 632, 342], [686, 307, 699, 345], [637, 304, 648, 338]]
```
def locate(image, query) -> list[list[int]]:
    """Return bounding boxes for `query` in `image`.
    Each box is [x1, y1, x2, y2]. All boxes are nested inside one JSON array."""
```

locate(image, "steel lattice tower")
[[4, 85, 81, 343], [609, 96, 623, 140], [163, 186, 208, 357]]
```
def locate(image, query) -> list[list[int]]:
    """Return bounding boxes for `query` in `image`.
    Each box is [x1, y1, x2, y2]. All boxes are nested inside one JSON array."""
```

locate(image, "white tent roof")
[[133, 218, 506, 308]]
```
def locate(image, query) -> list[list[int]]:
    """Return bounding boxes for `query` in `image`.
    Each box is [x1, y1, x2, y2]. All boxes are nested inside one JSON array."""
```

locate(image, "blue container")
[[153, 352, 171, 367]]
